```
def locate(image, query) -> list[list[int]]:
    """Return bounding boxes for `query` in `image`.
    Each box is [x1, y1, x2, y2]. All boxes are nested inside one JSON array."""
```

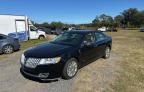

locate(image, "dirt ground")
[[0, 51, 74, 92], [72, 53, 121, 92], [0, 35, 75, 92], [72, 30, 144, 92], [0, 31, 143, 92]]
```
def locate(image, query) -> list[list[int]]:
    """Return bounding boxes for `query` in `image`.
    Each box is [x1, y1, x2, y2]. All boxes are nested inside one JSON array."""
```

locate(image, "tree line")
[[34, 21, 77, 30], [92, 8, 144, 28], [34, 8, 144, 29]]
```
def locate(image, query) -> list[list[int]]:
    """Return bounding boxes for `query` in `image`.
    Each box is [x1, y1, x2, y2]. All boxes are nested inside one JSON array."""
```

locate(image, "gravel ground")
[[0, 35, 119, 92], [72, 52, 120, 92], [0, 51, 119, 92], [0, 35, 74, 92], [0, 51, 74, 92]]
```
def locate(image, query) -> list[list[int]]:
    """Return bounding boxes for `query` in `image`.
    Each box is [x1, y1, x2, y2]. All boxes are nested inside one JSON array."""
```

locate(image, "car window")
[[0, 35, 6, 40], [84, 33, 95, 42], [95, 32, 106, 42], [30, 26, 37, 31], [52, 32, 83, 46]]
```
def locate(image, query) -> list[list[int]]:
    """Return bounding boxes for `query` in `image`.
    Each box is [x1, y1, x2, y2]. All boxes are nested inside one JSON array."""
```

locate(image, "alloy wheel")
[[3, 45, 13, 54], [67, 61, 78, 77]]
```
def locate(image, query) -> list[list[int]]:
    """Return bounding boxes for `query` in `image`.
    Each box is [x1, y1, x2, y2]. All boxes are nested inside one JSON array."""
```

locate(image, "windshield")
[[51, 32, 83, 46]]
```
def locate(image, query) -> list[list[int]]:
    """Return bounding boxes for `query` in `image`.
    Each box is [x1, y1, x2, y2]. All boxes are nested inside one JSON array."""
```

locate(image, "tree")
[[122, 8, 139, 27], [34, 22, 50, 29], [50, 21, 64, 28], [92, 14, 114, 27], [119, 8, 144, 27], [114, 15, 124, 27], [92, 16, 101, 27]]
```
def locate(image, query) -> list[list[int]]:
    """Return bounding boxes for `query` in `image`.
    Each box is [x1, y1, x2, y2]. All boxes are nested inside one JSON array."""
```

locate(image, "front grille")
[[25, 58, 41, 68]]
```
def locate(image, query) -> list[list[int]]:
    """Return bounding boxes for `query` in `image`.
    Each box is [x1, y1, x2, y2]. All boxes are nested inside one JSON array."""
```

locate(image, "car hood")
[[24, 42, 73, 58]]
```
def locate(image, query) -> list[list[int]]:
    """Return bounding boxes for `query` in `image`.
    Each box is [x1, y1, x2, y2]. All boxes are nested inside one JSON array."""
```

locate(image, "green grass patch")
[[20, 39, 48, 50]]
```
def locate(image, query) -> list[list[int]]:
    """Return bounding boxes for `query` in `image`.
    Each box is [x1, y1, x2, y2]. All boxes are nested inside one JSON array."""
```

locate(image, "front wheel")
[[103, 46, 111, 59], [62, 58, 78, 79], [38, 35, 45, 40]]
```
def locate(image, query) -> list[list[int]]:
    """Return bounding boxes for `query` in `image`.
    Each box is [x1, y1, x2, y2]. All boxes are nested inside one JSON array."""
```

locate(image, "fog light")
[[38, 73, 49, 78]]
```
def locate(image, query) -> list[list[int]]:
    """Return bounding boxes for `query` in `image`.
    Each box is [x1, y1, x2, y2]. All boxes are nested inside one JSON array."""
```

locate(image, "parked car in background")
[[20, 30, 112, 80], [0, 34, 20, 54], [38, 28, 51, 34], [140, 27, 144, 32], [68, 27, 76, 31], [50, 28, 67, 35], [107, 27, 118, 32], [98, 27, 117, 32], [0, 14, 46, 41], [98, 27, 107, 32]]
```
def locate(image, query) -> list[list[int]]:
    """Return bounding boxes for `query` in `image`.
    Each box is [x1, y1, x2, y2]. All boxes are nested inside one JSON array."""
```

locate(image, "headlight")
[[39, 57, 61, 65], [20, 54, 25, 65]]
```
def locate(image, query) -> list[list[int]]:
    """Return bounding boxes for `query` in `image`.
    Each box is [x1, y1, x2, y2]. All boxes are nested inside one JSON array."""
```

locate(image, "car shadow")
[[79, 56, 101, 69], [20, 69, 59, 83]]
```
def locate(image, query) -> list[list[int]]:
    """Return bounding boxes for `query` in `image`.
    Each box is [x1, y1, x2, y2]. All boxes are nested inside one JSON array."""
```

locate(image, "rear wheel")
[[62, 58, 78, 79], [103, 46, 111, 59], [2, 45, 14, 54]]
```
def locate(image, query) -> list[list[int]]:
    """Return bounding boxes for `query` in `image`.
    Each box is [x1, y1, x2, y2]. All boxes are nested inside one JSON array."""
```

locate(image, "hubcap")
[[39, 36, 44, 40], [4, 46, 13, 54], [67, 61, 78, 77], [106, 47, 110, 58]]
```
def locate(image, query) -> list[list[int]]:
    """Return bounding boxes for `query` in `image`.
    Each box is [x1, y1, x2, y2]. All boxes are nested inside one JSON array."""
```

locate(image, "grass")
[[107, 30, 144, 92], [20, 39, 48, 50], [0, 30, 144, 91], [72, 30, 144, 92]]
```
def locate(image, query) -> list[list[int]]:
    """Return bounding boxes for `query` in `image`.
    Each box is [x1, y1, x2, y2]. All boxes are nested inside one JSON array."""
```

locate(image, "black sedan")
[[0, 34, 20, 54], [20, 30, 112, 80]]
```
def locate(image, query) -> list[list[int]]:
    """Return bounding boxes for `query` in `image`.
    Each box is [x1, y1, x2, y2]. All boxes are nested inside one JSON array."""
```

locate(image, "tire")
[[103, 46, 111, 59], [62, 58, 78, 79], [38, 35, 45, 40], [2, 45, 14, 54]]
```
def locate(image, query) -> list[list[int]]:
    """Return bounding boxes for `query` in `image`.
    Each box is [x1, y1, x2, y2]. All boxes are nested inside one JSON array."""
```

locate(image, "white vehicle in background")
[[98, 27, 108, 32], [0, 14, 46, 41], [68, 27, 75, 31], [140, 27, 144, 32]]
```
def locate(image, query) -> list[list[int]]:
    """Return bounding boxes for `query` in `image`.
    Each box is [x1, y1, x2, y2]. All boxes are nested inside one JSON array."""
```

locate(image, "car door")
[[29, 26, 38, 39], [95, 32, 107, 57], [79, 33, 97, 62]]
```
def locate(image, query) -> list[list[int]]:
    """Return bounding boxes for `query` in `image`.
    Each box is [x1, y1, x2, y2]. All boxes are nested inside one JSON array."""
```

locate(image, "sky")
[[0, 0, 144, 24]]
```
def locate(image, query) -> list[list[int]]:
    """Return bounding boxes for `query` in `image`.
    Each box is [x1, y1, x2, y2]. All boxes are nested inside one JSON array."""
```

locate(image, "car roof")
[[68, 30, 101, 34]]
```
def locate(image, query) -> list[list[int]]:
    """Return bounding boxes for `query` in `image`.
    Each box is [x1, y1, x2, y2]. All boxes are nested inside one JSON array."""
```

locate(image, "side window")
[[95, 33, 106, 42], [84, 33, 95, 42], [0, 35, 6, 40], [30, 26, 37, 31]]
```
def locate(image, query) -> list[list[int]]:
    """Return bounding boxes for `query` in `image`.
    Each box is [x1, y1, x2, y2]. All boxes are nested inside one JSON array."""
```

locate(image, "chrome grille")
[[25, 58, 41, 68]]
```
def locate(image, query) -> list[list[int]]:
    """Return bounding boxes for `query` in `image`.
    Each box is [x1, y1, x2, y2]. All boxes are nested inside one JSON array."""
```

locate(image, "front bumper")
[[21, 63, 64, 79]]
